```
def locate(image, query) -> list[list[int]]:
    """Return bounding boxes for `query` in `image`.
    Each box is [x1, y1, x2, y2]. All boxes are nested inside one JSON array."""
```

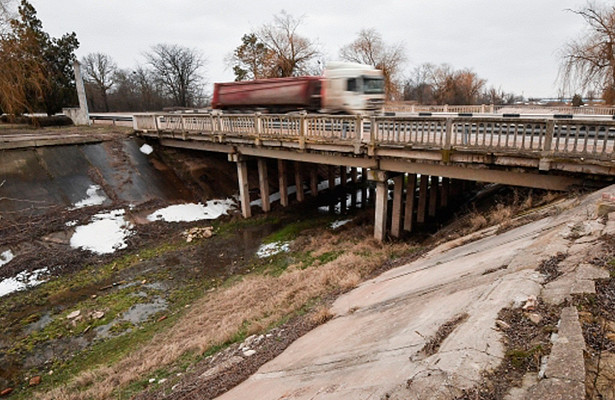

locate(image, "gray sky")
[[28, 0, 588, 98]]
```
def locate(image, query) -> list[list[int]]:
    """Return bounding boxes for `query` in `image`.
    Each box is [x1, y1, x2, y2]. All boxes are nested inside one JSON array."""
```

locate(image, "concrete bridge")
[[134, 113, 615, 240]]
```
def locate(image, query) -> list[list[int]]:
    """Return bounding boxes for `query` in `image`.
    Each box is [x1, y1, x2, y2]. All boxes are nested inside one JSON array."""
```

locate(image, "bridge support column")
[[391, 174, 404, 238], [350, 168, 358, 209], [441, 177, 450, 208], [369, 170, 389, 242], [294, 162, 304, 202], [328, 166, 336, 191], [417, 175, 429, 224], [404, 174, 417, 232], [257, 159, 270, 212], [429, 176, 439, 218], [361, 168, 368, 208], [310, 166, 318, 197], [278, 160, 288, 207], [340, 166, 348, 213], [236, 159, 251, 218], [450, 179, 462, 199]]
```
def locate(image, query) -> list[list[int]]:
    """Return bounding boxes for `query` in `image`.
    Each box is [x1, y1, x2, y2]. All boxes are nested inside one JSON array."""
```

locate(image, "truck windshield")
[[363, 77, 385, 94]]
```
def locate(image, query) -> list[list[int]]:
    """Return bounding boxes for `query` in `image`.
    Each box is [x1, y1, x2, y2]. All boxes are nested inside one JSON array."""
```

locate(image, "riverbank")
[[0, 125, 581, 399]]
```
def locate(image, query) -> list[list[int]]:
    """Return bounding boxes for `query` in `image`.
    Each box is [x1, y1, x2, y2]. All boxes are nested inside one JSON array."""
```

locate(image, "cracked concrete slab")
[[524, 307, 586, 400], [216, 187, 615, 400]]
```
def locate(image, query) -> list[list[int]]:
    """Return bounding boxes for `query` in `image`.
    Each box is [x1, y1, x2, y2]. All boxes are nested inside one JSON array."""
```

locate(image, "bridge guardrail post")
[[543, 119, 554, 153], [368, 116, 376, 156], [153, 115, 161, 137], [539, 119, 555, 171], [179, 115, 187, 140], [354, 114, 363, 154], [216, 113, 223, 134], [444, 118, 453, 148], [442, 118, 453, 163], [299, 112, 306, 151], [254, 112, 262, 146]]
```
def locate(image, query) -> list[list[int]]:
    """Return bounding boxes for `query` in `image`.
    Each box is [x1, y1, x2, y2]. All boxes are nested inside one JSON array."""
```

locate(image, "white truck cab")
[[321, 62, 385, 114]]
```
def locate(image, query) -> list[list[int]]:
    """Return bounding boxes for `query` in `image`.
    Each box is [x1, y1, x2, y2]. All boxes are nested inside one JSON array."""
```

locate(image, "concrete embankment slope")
[[218, 187, 615, 399]]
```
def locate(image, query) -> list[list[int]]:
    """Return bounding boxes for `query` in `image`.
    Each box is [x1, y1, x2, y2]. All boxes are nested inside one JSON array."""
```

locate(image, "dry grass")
[[434, 190, 565, 246], [310, 306, 333, 325], [37, 225, 412, 400]]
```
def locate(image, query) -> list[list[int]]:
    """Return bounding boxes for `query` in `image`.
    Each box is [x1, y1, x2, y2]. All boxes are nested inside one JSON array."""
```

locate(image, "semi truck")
[[211, 62, 385, 114]]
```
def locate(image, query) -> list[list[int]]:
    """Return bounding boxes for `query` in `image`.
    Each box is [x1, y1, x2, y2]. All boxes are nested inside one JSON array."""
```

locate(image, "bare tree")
[[145, 43, 206, 108], [339, 28, 406, 100], [559, 1, 615, 103], [81, 52, 117, 111], [403, 63, 489, 105], [0, 0, 15, 33], [257, 10, 320, 77], [404, 63, 437, 104]]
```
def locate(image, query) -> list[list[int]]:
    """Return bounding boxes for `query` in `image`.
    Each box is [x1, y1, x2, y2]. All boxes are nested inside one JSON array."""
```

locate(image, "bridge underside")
[[142, 134, 609, 241], [157, 137, 586, 191]]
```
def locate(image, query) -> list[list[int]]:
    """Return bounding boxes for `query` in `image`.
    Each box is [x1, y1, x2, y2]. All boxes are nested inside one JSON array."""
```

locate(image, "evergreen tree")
[[0, 0, 79, 116]]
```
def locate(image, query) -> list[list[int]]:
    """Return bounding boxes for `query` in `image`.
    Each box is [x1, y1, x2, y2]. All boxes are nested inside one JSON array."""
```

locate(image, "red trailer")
[[212, 76, 322, 113]]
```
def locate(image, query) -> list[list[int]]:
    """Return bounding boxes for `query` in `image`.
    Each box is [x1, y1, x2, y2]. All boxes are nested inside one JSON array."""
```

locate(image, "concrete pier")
[[258, 159, 270, 212], [310, 166, 318, 196], [417, 175, 429, 224], [404, 174, 417, 232], [294, 162, 304, 202], [391, 175, 404, 238], [429, 176, 438, 218], [236, 159, 251, 218], [278, 160, 288, 207], [371, 170, 389, 241]]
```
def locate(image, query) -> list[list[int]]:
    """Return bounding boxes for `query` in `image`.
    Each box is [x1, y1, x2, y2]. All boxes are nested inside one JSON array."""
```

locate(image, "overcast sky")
[[26, 0, 589, 98]]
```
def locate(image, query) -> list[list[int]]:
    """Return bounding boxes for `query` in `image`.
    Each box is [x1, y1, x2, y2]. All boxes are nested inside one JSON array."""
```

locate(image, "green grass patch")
[[215, 214, 281, 238], [8, 286, 157, 355], [262, 216, 332, 244], [506, 345, 544, 369]]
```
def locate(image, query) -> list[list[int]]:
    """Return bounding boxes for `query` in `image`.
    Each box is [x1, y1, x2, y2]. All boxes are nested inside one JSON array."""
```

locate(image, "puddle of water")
[[0, 267, 49, 297], [70, 209, 134, 254], [121, 297, 167, 324], [24, 312, 53, 335], [147, 199, 235, 223], [93, 297, 168, 340], [72, 184, 107, 209], [0, 250, 15, 267], [256, 241, 291, 258]]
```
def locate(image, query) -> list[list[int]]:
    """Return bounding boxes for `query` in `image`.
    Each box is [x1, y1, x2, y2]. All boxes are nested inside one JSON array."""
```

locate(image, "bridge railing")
[[450, 118, 547, 152], [134, 113, 615, 161], [372, 116, 447, 148]]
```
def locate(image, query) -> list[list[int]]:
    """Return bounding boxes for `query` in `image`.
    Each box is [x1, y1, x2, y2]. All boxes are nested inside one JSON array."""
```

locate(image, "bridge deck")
[[135, 113, 615, 190]]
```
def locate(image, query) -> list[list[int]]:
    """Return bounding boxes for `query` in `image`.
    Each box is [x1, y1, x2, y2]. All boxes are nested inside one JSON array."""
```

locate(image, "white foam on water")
[[0, 267, 49, 297], [72, 184, 107, 209], [70, 209, 134, 254], [147, 199, 235, 223], [140, 144, 154, 155], [256, 241, 291, 258], [0, 250, 15, 267], [330, 219, 353, 229]]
